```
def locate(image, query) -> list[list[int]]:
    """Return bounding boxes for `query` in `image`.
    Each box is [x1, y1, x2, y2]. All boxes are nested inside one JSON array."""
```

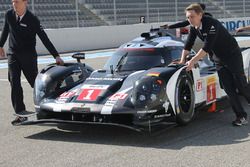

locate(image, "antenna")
[[110, 65, 114, 74]]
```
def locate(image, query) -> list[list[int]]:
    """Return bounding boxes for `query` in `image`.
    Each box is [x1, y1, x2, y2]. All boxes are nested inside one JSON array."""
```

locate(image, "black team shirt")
[[184, 15, 239, 67], [0, 9, 59, 58]]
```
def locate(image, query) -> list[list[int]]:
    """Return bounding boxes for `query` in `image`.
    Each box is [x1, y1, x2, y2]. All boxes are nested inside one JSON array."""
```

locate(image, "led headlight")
[[150, 94, 157, 101], [139, 94, 146, 101], [131, 76, 166, 109]]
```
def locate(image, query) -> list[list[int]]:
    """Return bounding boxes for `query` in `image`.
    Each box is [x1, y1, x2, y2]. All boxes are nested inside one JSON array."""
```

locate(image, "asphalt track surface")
[[1, 53, 250, 167]]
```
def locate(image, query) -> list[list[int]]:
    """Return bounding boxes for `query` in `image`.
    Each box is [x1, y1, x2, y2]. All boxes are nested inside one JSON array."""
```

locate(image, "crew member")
[[0, 0, 64, 125], [180, 3, 250, 126]]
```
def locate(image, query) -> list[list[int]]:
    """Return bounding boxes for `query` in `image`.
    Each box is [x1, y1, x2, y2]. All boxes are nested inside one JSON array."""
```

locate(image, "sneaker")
[[232, 117, 248, 126], [11, 116, 27, 125], [247, 99, 250, 106]]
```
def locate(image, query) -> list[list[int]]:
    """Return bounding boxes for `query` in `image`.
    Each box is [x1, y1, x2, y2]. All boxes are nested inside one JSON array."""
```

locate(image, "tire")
[[175, 71, 195, 125]]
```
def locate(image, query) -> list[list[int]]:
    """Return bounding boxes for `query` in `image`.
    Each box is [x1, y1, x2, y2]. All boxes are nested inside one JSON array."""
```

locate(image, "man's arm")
[[35, 18, 64, 65], [36, 24, 64, 65], [0, 12, 10, 58], [169, 20, 190, 29], [180, 49, 190, 64], [236, 25, 250, 33], [186, 49, 207, 71], [161, 20, 190, 29], [36, 22, 59, 58]]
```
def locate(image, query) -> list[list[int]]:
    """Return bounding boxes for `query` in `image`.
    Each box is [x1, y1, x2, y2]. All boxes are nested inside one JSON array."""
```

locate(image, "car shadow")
[[25, 99, 250, 150]]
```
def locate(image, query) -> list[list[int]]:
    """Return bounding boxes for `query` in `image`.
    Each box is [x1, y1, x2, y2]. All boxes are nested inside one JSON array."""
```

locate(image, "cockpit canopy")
[[104, 47, 183, 72]]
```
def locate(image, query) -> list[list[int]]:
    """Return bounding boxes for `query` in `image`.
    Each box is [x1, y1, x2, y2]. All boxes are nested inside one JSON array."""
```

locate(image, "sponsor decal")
[[220, 18, 250, 31], [86, 77, 123, 81], [20, 23, 27, 27], [109, 93, 128, 100], [71, 107, 90, 112], [81, 84, 109, 89], [101, 87, 133, 115], [56, 98, 68, 103], [45, 103, 88, 112], [154, 113, 171, 118], [210, 25, 216, 31], [105, 100, 117, 106], [163, 101, 170, 112], [196, 79, 203, 92], [147, 72, 160, 77], [206, 76, 216, 104], [137, 110, 158, 114], [59, 91, 76, 98], [209, 26, 216, 34], [56, 91, 76, 103]]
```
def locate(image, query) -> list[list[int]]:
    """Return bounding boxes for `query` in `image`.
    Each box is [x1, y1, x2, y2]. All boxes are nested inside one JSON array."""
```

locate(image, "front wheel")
[[175, 71, 195, 125]]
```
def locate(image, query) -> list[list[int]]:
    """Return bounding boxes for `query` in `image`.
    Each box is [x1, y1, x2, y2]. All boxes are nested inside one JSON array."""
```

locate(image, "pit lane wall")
[[1, 17, 250, 55]]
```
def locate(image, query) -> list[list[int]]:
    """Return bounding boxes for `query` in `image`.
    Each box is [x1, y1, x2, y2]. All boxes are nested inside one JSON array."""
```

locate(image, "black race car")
[[21, 28, 250, 132]]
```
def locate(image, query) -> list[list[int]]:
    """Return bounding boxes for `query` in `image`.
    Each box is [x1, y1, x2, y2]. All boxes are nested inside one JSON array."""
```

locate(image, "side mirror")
[[72, 53, 85, 63], [141, 32, 150, 40]]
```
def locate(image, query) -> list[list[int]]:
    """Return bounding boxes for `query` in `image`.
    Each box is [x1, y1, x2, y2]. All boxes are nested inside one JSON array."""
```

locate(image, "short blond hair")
[[185, 3, 204, 14]]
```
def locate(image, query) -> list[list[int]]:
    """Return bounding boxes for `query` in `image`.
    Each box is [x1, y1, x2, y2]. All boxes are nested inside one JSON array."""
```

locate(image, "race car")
[[23, 28, 250, 132]]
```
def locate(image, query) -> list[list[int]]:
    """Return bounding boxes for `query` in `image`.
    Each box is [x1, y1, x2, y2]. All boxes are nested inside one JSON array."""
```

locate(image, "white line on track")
[[0, 79, 27, 82], [0, 50, 114, 69]]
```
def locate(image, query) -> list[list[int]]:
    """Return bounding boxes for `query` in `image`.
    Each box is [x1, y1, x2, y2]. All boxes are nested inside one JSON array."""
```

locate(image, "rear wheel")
[[175, 71, 195, 125]]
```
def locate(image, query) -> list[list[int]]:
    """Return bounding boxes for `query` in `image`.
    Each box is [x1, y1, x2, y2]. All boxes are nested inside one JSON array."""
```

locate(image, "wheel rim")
[[177, 78, 193, 113]]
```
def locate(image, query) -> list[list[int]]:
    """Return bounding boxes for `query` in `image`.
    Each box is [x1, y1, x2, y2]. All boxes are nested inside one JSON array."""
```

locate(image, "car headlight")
[[150, 94, 157, 102], [139, 94, 147, 101], [131, 77, 167, 109]]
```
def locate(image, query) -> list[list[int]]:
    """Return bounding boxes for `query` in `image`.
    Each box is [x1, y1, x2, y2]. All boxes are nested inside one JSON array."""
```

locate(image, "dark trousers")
[[214, 47, 250, 118], [8, 53, 38, 113], [217, 64, 250, 118]]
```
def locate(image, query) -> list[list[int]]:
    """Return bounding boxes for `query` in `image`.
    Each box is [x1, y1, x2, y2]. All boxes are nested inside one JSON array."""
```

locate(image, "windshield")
[[104, 48, 169, 71]]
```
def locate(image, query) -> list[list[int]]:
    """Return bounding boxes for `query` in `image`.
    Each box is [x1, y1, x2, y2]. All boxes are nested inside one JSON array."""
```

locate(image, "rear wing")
[[140, 27, 184, 42]]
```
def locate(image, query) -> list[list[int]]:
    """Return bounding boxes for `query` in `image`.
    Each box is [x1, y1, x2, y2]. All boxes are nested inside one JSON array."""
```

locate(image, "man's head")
[[12, 0, 27, 16], [185, 3, 204, 28]]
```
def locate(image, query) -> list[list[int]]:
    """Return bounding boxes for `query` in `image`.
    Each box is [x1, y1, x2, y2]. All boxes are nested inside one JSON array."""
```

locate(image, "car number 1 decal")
[[76, 85, 109, 101], [206, 76, 216, 104], [77, 89, 102, 101]]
